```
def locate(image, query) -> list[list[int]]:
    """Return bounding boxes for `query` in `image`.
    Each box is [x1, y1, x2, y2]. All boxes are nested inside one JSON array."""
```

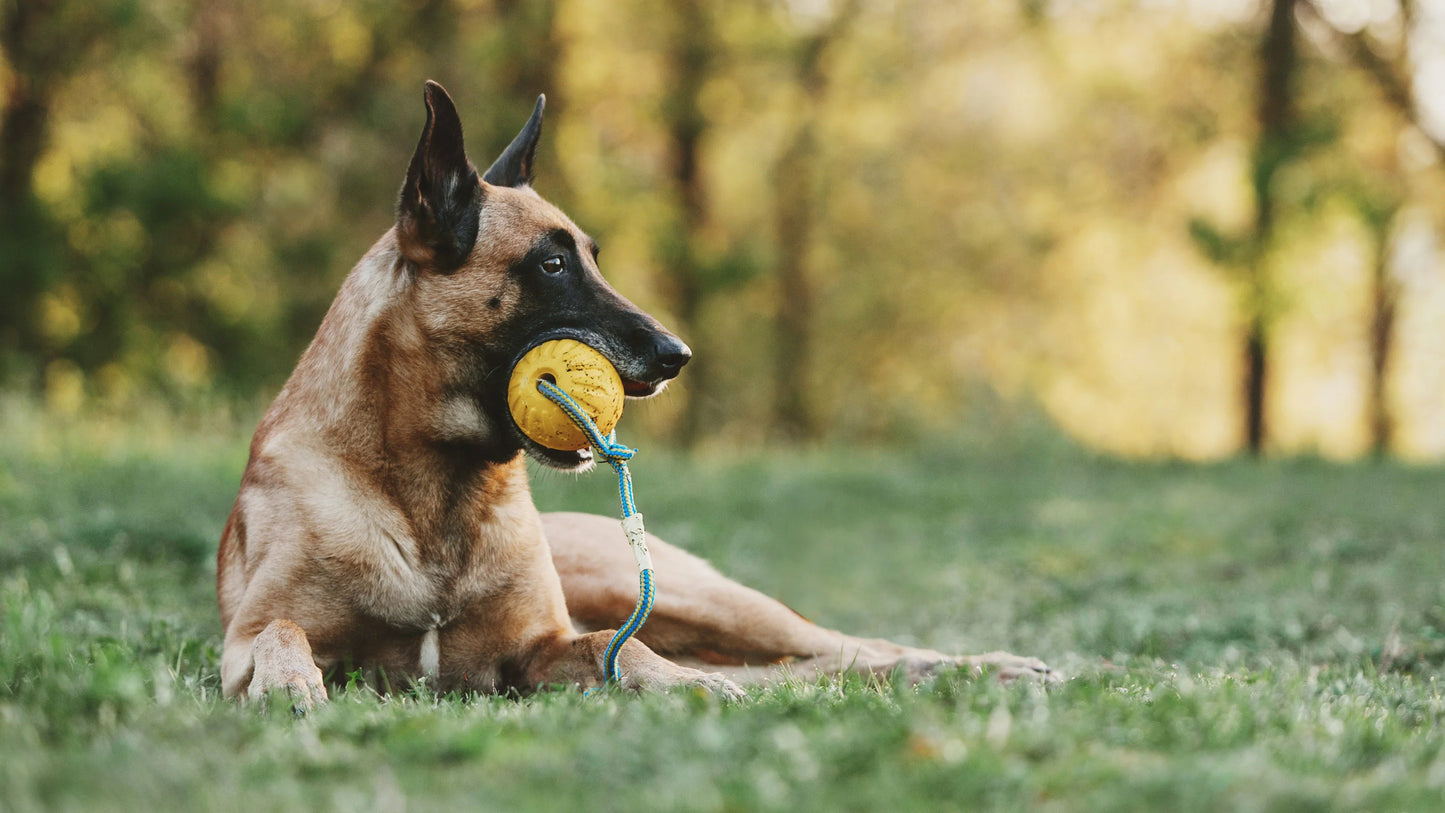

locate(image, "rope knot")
[[593, 435, 636, 464]]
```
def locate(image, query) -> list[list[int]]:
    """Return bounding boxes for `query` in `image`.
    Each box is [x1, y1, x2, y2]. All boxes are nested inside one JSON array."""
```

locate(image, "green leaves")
[[1187, 217, 1250, 269]]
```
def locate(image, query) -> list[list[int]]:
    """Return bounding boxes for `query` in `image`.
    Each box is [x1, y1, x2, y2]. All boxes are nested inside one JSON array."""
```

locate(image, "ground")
[[2, 403, 1443, 811]]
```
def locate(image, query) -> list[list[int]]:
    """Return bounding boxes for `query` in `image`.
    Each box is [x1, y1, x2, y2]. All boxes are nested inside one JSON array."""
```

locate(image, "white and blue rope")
[[536, 378, 655, 684]]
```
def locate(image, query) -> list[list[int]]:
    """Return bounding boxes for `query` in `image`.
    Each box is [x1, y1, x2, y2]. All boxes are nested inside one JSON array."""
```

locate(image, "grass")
[[2, 401, 1444, 811]]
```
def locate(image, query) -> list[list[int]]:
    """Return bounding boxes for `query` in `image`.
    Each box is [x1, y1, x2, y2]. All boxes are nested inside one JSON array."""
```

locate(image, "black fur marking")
[[483, 95, 545, 188], [397, 81, 483, 273], [420, 210, 685, 474], [506, 229, 581, 280]]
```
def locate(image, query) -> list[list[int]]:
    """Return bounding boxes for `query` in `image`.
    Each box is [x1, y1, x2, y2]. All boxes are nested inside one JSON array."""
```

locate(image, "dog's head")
[[394, 81, 690, 469]]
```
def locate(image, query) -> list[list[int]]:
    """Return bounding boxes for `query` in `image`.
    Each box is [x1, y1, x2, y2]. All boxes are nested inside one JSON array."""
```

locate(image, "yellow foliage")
[[325, 9, 373, 71], [32, 150, 78, 218], [197, 259, 256, 325], [209, 159, 258, 209], [39, 285, 85, 347], [1175, 141, 1255, 236], [95, 364, 134, 405], [164, 334, 213, 390], [44, 360, 86, 415]]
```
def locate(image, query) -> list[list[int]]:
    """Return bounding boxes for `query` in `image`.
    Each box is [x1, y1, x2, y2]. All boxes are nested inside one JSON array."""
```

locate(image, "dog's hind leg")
[[221, 619, 329, 713], [544, 512, 1053, 685]]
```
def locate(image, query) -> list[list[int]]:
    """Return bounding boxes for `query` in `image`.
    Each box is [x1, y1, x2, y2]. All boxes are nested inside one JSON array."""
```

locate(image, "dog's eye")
[[541, 256, 565, 275]]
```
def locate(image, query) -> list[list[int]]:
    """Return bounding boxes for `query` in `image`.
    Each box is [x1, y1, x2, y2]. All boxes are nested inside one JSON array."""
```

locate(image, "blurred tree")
[[1364, 195, 1402, 456], [1244, 0, 1301, 456], [0, 0, 138, 386], [0, 0, 574, 403], [659, 0, 716, 447], [1192, 0, 1350, 456], [1299, 0, 1445, 456], [770, 0, 860, 442], [471, 0, 566, 171]]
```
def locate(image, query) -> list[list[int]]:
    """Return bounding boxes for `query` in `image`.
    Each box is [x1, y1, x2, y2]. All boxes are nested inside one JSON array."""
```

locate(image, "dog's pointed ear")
[[483, 95, 545, 188], [397, 81, 483, 271]]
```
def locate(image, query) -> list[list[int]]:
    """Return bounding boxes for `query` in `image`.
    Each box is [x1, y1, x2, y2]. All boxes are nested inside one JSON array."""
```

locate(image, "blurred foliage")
[[2, 0, 1445, 456]]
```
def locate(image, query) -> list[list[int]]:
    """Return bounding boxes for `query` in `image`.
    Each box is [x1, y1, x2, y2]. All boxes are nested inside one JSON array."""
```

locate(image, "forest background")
[[4, 0, 1445, 460]]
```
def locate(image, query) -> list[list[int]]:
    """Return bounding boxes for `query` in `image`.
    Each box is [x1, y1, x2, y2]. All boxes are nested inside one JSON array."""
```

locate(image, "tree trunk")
[[770, 3, 858, 442], [772, 126, 818, 441], [1296, 1, 1445, 458], [662, 0, 713, 447], [493, 0, 562, 143], [0, 1, 58, 379], [187, 2, 224, 126], [1243, 0, 1299, 456], [1366, 230, 1397, 456], [0, 78, 47, 207], [1243, 322, 1268, 454]]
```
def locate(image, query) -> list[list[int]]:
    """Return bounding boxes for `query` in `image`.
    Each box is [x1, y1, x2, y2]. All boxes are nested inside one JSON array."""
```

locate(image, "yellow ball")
[[507, 339, 625, 451]]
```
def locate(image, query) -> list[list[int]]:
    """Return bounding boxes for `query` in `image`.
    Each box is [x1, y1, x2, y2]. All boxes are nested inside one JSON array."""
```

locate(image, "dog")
[[217, 81, 1051, 708]]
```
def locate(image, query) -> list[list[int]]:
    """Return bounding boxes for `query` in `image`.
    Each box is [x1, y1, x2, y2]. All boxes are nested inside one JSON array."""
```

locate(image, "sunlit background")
[[3, 0, 1443, 459]]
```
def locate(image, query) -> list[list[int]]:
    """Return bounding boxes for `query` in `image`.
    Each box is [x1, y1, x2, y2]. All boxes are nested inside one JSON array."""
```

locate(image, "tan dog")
[[217, 81, 1051, 708]]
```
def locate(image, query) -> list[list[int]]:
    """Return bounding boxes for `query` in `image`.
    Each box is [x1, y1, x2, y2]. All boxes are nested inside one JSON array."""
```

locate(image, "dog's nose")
[[653, 333, 692, 378]]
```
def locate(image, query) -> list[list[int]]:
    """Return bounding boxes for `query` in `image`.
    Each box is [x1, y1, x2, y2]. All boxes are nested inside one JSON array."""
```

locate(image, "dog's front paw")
[[249, 661, 329, 716], [247, 620, 329, 715], [963, 651, 1059, 684]]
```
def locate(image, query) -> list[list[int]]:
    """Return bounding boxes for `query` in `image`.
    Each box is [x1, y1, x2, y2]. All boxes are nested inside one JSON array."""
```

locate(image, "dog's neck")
[[268, 231, 528, 527]]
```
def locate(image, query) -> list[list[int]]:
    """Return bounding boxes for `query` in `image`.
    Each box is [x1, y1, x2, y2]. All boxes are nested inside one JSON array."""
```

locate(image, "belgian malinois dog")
[[218, 81, 1051, 708]]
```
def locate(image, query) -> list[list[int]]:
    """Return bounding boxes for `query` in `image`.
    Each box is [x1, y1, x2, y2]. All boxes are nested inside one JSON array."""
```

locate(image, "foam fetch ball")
[[507, 339, 625, 451]]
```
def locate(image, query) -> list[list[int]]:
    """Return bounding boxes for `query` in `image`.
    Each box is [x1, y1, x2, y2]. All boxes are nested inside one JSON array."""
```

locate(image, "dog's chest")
[[325, 492, 547, 635], [343, 531, 503, 631]]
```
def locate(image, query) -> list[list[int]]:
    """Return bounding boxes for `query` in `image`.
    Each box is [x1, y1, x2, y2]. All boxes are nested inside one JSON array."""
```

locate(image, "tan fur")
[[220, 94, 1051, 710]]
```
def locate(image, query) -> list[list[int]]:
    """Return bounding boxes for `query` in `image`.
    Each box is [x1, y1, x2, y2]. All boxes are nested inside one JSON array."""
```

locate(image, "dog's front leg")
[[526, 631, 746, 700], [222, 619, 329, 713]]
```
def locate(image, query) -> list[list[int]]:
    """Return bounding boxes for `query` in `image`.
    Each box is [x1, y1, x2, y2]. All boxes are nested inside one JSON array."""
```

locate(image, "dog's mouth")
[[520, 435, 594, 471], [622, 377, 669, 399]]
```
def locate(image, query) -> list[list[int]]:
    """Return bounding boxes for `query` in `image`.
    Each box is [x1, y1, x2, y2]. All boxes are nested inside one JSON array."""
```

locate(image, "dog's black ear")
[[397, 81, 483, 271], [483, 95, 545, 188]]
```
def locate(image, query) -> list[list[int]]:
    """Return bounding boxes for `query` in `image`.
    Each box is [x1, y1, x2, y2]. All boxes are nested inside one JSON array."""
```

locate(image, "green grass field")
[[3, 403, 1444, 811]]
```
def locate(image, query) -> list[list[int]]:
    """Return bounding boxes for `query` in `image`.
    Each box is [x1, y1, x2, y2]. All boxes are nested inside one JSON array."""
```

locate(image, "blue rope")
[[536, 379, 653, 684]]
